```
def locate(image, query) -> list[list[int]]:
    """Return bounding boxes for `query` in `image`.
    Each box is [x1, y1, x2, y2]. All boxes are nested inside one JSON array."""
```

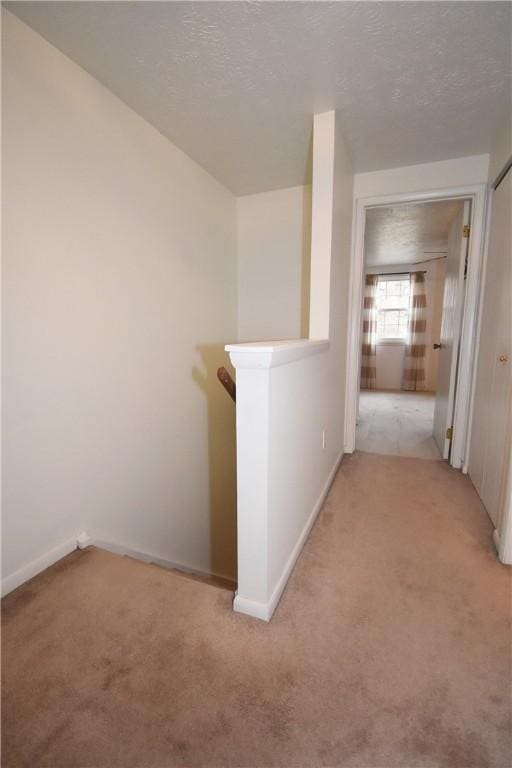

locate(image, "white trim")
[[344, 194, 366, 452], [344, 183, 488, 470], [495, 417, 512, 566], [497, 513, 512, 567], [233, 448, 344, 621], [492, 525, 511, 566], [89, 537, 237, 586], [232, 593, 271, 621], [226, 339, 329, 370], [1, 536, 78, 597], [450, 189, 487, 469], [1, 532, 237, 599], [463, 187, 493, 473], [77, 530, 92, 549], [470, 161, 512, 559]]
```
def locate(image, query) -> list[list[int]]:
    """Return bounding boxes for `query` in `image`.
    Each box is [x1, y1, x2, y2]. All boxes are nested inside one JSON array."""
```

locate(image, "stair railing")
[[217, 367, 236, 402]]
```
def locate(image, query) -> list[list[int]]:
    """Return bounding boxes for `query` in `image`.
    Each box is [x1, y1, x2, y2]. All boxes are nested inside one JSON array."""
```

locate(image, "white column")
[[309, 110, 335, 340]]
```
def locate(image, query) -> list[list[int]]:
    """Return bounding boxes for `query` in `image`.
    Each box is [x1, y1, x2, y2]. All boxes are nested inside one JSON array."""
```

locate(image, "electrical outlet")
[[322, 429, 326, 449]]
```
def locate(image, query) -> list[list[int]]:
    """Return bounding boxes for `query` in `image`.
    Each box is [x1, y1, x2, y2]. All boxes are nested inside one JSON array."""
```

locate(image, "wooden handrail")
[[217, 367, 236, 402]]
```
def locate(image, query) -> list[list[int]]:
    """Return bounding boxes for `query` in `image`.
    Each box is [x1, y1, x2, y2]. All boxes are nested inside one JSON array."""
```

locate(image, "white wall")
[[237, 185, 311, 341], [2, 11, 238, 587], [354, 155, 489, 199], [364, 259, 446, 391]]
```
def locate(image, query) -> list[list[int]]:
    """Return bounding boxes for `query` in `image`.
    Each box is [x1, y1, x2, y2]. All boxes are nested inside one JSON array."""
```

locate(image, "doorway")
[[345, 184, 487, 470], [355, 198, 471, 460]]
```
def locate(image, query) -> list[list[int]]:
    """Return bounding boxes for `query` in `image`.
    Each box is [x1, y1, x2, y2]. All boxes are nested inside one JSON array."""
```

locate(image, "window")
[[376, 275, 410, 340]]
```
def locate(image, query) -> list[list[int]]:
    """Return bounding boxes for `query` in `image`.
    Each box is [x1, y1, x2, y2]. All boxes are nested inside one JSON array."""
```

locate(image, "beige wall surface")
[[2, 11, 238, 582], [237, 185, 311, 342]]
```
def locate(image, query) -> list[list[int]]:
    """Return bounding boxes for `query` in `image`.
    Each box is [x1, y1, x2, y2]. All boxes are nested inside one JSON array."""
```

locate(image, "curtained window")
[[376, 275, 410, 341], [402, 271, 427, 391], [360, 274, 378, 389]]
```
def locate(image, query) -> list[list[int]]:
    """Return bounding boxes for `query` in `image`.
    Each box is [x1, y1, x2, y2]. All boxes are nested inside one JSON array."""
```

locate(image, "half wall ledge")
[[225, 337, 332, 620], [225, 339, 329, 370]]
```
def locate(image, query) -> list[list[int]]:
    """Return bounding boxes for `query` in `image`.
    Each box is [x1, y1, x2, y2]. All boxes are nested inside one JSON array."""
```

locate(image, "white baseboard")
[[234, 449, 344, 622], [493, 528, 500, 555], [1, 536, 78, 597], [77, 530, 92, 549], [233, 592, 272, 621], [89, 537, 237, 586], [491, 528, 512, 565], [2, 532, 236, 598]]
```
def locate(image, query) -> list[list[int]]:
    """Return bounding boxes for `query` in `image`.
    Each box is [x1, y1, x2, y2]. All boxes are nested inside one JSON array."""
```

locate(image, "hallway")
[[356, 390, 441, 460], [2, 452, 510, 768]]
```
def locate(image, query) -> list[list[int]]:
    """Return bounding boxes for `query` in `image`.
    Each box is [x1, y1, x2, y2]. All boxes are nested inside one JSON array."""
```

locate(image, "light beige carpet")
[[356, 390, 441, 460], [2, 452, 511, 767]]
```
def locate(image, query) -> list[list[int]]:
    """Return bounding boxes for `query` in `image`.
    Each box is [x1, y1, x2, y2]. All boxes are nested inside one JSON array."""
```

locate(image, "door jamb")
[[344, 183, 488, 470], [476, 162, 512, 565]]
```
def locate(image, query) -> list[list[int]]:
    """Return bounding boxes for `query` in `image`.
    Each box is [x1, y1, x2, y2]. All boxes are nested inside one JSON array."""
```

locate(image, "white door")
[[432, 201, 471, 459], [469, 167, 512, 526]]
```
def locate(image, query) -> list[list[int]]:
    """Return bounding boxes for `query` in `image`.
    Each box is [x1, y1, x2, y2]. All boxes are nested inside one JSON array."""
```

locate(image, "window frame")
[[375, 273, 410, 344]]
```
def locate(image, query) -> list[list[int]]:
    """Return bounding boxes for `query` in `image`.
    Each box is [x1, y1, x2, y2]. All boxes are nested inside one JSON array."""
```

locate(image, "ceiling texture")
[[5, 1, 511, 195], [364, 199, 464, 266]]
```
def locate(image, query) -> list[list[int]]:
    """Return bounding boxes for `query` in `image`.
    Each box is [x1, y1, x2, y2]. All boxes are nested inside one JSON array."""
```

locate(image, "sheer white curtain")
[[402, 271, 427, 391], [360, 274, 378, 389]]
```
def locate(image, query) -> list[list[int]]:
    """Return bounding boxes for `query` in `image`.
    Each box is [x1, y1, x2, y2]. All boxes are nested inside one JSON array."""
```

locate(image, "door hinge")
[[463, 224, 470, 238], [446, 426, 453, 440]]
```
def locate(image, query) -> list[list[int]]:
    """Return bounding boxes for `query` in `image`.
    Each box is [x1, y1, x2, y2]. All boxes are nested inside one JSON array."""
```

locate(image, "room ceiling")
[[5, 1, 511, 195], [364, 200, 464, 266]]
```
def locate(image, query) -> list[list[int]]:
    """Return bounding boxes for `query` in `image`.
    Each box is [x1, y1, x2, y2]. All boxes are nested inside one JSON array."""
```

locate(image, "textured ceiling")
[[5, 1, 511, 195], [364, 200, 464, 266]]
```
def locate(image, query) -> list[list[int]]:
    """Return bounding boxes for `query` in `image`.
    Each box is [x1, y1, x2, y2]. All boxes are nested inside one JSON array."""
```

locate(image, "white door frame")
[[344, 183, 488, 471], [494, 399, 512, 565], [477, 164, 512, 565]]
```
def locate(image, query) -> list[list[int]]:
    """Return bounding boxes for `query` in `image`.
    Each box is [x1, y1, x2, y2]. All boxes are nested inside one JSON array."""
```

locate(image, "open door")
[[432, 200, 471, 460]]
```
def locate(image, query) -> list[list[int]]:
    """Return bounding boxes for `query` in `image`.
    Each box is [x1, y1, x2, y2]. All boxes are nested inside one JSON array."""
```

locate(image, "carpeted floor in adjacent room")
[[2, 451, 511, 768]]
